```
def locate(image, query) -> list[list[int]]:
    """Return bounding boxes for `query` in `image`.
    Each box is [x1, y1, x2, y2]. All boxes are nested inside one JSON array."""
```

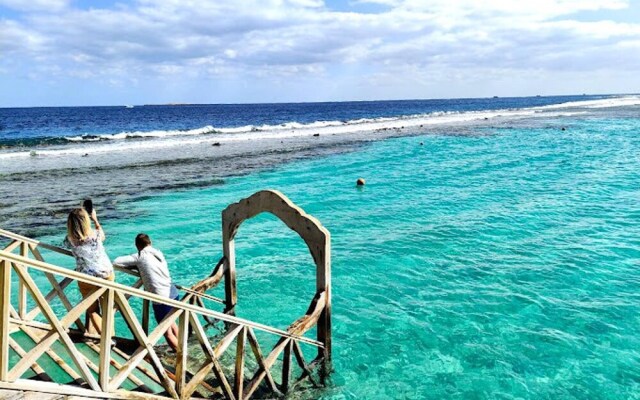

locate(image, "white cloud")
[[1, 0, 639, 101]]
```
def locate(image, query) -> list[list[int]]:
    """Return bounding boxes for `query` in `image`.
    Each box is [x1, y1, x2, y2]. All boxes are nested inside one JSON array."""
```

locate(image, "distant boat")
[[493, 96, 499, 99], [125, 105, 134, 109]]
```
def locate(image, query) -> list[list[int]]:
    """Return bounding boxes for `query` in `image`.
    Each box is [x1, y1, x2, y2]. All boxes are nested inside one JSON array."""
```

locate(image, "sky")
[[1, 0, 639, 107]]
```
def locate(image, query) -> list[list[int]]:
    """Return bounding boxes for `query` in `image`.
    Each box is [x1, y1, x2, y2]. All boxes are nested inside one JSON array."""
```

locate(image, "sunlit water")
[[30, 115, 640, 399]]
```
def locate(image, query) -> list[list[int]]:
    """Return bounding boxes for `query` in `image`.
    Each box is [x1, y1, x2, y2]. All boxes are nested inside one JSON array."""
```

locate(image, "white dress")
[[64, 228, 113, 279]]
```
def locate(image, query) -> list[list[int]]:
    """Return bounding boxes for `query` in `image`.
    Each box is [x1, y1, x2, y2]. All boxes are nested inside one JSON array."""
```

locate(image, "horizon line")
[[2, 92, 636, 110]]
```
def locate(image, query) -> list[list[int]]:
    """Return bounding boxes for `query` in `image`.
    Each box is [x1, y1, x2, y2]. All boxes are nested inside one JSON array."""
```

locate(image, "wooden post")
[[142, 299, 150, 335], [317, 238, 332, 362], [234, 326, 246, 399], [18, 243, 27, 319], [176, 310, 189, 397], [222, 224, 236, 316], [99, 289, 114, 391], [281, 340, 292, 393], [12, 263, 101, 391], [221, 189, 332, 368], [0, 260, 10, 381]]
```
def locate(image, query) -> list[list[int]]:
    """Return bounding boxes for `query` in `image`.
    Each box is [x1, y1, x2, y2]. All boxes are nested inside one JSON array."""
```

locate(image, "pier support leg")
[[0, 260, 10, 381]]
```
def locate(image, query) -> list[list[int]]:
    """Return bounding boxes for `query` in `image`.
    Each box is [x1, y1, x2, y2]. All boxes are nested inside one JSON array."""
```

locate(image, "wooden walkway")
[[0, 190, 331, 399]]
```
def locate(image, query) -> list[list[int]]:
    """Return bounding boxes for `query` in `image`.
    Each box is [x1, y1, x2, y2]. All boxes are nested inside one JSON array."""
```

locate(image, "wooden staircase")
[[0, 190, 331, 399]]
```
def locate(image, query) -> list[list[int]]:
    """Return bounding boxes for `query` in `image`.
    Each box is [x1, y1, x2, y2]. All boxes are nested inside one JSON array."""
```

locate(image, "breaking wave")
[[0, 95, 638, 160]]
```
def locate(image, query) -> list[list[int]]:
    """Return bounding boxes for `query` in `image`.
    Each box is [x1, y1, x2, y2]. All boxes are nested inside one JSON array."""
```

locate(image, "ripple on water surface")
[[37, 116, 640, 399]]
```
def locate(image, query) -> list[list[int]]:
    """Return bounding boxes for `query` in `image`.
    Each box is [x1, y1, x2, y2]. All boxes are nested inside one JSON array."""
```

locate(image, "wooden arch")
[[221, 190, 332, 359]]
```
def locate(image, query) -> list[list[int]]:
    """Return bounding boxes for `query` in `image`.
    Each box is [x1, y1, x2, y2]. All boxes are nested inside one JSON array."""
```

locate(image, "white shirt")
[[114, 246, 178, 298]]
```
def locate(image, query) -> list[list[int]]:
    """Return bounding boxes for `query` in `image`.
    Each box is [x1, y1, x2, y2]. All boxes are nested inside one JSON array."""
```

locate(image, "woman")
[[64, 207, 114, 335]]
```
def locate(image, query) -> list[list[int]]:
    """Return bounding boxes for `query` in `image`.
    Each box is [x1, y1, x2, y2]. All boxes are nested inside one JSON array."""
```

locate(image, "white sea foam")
[[536, 95, 640, 110], [66, 125, 217, 141], [0, 95, 636, 160]]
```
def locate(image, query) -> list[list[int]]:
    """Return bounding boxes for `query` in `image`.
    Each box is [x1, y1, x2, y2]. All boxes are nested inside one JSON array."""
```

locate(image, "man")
[[114, 233, 179, 351]]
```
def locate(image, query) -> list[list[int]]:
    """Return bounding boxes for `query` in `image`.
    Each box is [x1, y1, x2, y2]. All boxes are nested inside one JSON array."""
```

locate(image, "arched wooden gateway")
[[0, 190, 332, 399]]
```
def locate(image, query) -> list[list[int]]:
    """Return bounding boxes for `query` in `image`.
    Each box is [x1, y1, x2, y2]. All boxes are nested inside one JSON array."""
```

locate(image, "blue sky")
[[1, 0, 639, 107]]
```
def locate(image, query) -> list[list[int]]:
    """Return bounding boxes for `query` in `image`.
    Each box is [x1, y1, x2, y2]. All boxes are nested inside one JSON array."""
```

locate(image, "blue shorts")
[[152, 295, 179, 323]]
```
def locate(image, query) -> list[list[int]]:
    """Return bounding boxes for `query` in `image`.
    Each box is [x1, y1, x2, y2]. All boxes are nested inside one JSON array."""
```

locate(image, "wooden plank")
[[0, 379, 173, 400], [10, 264, 101, 391], [0, 260, 10, 381], [195, 297, 215, 326], [108, 347, 150, 392], [222, 228, 236, 315], [44, 272, 86, 331], [0, 389, 24, 400], [23, 392, 64, 400], [281, 340, 292, 393], [108, 293, 155, 391], [0, 229, 72, 257], [146, 311, 182, 347], [175, 286, 225, 305], [234, 327, 246, 399], [2, 240, 21, 254], [8, 287, 106, 382], [111, 347, 163, 389], [19, 326, 85, 387], [214, 325, 243, 358], [18, 243, 28, 319], [315, 231, 331, 361], [7, 338, 52, 382], [245, 328, 279, 396], [8, 304, 19, 320], [113, 292, 178, 399], [292, 341, 318, 387], [141, 299, 149, 336], [29, 244, 85, 331], [243, 338, 290, 399], [25, 277, 73, 322], [180, 363, 214, 400], [220, 189, 332, 359], [287, 291, 326, 336], [99, 289, 115, 391], [186, 256, 225, 294], [0, 250, 323, 348], [175, 311, 189, 397], [84, 342, 152, 393], [187, 313, 235, 400], [9, 318, 64, 334]]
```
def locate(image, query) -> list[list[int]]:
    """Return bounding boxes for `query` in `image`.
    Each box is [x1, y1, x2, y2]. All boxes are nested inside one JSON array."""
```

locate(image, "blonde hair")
[[67, 208, 92, 244]]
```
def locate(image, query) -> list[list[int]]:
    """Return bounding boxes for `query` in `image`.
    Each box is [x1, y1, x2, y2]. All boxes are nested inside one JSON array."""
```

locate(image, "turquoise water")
[[42, 116, 640, 398]]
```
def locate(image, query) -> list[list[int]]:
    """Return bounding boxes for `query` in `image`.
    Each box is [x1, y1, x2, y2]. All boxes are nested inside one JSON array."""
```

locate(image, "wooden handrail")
[[0, 229, 140, 278], [0, 229, 73, 256], [1, 190, 331, 399], [0, 250, 323, 348]]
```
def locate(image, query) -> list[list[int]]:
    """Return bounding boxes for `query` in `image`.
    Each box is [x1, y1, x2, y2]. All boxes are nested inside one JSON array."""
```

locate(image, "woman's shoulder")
[[75, 231, 102, 247]]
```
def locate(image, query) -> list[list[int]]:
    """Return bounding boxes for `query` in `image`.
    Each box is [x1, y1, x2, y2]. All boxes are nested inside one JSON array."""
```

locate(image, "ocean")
[[2, 95, 640, 398]]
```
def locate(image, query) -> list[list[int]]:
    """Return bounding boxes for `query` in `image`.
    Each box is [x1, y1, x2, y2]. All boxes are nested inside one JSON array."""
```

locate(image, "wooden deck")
[[0, 190, 331, 399]]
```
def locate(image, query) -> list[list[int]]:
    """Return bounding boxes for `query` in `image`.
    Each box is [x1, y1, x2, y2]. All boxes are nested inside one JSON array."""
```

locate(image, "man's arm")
[[113, 253, 139, 269]]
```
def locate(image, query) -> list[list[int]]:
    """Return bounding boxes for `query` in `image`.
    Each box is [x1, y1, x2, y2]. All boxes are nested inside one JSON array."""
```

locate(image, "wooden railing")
[[0, 190, 331, 399]]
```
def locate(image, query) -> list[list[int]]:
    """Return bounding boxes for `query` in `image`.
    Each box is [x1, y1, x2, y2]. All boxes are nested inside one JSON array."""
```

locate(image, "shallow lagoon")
[[36, 115, 640, 399]]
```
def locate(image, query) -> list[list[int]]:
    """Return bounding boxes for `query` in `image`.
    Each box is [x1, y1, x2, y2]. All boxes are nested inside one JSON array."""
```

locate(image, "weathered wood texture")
[[0, 190, 331, 399], [221, 190, 332, 360]]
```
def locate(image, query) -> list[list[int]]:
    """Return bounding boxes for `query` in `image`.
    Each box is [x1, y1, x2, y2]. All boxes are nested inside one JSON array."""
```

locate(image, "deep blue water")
[[0, 95, 606, 146]]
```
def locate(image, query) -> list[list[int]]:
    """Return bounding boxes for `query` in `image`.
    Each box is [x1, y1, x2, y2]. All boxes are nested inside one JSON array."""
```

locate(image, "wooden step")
[[23, 392, 64, 400], [0, 389, 24, 400]]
